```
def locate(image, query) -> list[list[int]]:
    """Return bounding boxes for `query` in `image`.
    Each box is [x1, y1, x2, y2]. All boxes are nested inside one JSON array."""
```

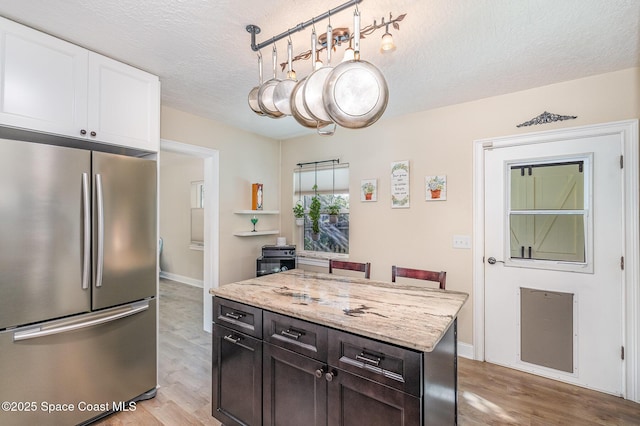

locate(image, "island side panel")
[[423, 319, 457, 425]]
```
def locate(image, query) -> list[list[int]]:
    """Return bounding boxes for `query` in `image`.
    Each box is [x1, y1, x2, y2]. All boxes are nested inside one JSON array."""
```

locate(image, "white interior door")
[[484, 133, 624, 396]]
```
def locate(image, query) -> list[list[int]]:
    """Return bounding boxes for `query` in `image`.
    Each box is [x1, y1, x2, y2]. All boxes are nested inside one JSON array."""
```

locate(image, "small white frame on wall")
[[391, 160, 410, 208], [426, 175, 447, 201], [361, 179, 377, 202]]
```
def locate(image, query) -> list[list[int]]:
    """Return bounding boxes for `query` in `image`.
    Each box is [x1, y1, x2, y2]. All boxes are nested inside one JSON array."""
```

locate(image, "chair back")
[[329, 260, 371, 279], [391, 266, 446, 290]]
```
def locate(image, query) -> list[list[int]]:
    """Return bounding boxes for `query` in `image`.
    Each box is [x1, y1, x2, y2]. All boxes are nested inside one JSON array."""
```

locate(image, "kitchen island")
[[210, 269, 468, 426]]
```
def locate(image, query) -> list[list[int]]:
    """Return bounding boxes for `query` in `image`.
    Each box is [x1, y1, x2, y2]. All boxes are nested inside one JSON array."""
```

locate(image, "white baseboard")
[[159, 271, 204, 288], [458, 342, 474, 360]]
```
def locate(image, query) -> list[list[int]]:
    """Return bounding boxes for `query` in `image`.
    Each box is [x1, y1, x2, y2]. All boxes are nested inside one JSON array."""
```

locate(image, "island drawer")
[[213, 297, 263, 338], [263, 311, 328, 361], [328, 329, 422, 397]]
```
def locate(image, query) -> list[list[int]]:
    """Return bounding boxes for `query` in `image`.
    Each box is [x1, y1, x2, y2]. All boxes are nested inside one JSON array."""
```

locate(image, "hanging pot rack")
[[278, 12, 406, 71], [246, 1, 407, 134], [246, 0, 363, 52]]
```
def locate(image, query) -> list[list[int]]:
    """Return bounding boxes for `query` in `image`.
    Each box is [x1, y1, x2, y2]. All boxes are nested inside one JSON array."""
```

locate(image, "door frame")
[[472, 120, 639, 401], [160, 138, 220, 333]]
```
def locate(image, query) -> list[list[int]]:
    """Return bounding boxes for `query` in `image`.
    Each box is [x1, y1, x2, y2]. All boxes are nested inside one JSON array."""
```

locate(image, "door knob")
[[487, 257, 504, 264]]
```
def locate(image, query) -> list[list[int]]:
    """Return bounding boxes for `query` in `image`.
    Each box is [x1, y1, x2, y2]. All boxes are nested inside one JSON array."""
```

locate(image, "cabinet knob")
[[80, 129, 87, 135], [314, 366, 327, 379], [325, 369, 338, 382], [90, 131, 97, 137]]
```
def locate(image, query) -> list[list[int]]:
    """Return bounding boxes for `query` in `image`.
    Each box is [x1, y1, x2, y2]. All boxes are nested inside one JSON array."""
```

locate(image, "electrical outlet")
[[452, 235, 471, 249]]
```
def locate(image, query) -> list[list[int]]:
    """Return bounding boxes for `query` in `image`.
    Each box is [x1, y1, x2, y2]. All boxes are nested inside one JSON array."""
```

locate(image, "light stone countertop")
[[210, 269, 468, 352]]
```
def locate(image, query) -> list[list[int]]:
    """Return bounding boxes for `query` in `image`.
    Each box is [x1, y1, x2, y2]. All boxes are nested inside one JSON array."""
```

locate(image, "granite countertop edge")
[[210, 269, 468, 352]]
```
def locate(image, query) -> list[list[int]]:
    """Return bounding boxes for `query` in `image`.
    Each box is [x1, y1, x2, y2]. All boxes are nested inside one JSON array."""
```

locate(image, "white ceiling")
[[0, 0, 637, 140]]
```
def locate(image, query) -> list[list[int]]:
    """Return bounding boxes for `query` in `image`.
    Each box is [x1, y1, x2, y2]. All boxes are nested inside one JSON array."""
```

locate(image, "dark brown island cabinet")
[[212, 296, 458, 426]]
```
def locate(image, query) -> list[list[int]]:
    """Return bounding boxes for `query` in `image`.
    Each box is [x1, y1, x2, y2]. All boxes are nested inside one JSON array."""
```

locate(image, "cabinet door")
[[88, 52, 159, 151], [263, 343, 328, 426], [0, 16, 88, 137], [327, 369, 421, 426], [212, 324, 262, 426]]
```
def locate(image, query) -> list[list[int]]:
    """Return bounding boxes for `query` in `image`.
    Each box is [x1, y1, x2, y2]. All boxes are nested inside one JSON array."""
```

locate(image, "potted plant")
[[308, 186, 321, 241], [327, 202, 340, 224], [293, 201, 305, 226], [327, 195, 344, 224], [362, 182, 375, 200]]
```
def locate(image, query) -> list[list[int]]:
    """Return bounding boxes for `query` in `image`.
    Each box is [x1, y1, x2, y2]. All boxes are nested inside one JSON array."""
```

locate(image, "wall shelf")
[[233, 230, 280, 237], [234, 210, 280, 215]]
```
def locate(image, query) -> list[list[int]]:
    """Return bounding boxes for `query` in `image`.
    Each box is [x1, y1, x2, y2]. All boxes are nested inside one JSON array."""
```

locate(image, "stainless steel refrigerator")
[[0, 138, 157, 425]]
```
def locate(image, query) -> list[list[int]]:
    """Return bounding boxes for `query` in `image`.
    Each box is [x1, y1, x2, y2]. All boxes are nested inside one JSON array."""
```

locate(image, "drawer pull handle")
[[223, 334, 241, 344], [281, 328, 303, 340], [225, 312, 245, 320], [356, 352, 382, 367]]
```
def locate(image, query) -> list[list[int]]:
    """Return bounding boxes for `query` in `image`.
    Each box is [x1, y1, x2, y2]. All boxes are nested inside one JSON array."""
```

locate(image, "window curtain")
[[293, 163, 349, 196]]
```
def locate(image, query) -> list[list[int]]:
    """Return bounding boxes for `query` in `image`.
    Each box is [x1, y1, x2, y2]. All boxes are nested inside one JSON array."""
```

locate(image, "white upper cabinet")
[[87, 53, 159, 152], [0, 17, 160, 152], [0, 17, 89, 138]]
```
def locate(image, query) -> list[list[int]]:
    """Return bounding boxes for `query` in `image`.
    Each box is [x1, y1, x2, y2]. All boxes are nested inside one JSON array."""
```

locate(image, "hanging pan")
[[247, 52, 264, 116], [258, 45, 284, 118], [273, 39, 297, 116], [323, 8, 389, 128], [290, 30, 321, 129], [303, 22, 337, 134]]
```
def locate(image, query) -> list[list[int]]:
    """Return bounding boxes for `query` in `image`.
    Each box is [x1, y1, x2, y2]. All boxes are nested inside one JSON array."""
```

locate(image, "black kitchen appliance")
[[257, 245, 296, 276]]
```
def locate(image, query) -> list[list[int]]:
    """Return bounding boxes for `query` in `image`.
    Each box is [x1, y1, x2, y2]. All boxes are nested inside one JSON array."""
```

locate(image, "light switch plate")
[[452, 235, 471, 249]]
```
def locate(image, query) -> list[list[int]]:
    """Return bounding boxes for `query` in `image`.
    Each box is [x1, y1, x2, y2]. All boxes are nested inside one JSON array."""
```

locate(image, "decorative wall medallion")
[[516, 111, 577, 128]]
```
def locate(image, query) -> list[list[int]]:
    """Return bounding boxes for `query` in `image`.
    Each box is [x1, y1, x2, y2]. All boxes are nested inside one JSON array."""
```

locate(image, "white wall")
[[160, 106, 282, 286], [159, 68, 639, 347], [159, 150, 204, 281], [279, 67, 640, 346]]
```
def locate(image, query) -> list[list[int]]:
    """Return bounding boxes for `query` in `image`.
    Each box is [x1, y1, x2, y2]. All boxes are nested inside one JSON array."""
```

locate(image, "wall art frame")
[[426, 175, 447, 201], [361, 179, 377, 202], [391, 160, 410, 208]]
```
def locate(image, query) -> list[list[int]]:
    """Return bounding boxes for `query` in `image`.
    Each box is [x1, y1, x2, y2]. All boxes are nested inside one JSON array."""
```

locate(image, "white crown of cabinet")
[[0, 16, 160, 152]]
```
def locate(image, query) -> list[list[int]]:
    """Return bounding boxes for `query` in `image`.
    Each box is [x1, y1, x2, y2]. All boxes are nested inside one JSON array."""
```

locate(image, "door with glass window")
[[484, 134, 624, 396]]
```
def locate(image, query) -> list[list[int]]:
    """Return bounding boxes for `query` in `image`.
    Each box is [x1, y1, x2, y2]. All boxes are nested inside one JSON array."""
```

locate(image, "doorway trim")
[[472, 119, 639, 401], [160, 138, 219, 333]]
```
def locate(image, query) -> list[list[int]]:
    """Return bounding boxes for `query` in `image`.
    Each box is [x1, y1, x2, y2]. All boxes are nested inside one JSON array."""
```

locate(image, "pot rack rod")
[[246, 0, 363, 52]]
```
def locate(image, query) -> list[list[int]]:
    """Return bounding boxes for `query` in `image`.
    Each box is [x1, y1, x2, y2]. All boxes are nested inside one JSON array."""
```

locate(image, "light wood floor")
[[97, 279, 640, 425]]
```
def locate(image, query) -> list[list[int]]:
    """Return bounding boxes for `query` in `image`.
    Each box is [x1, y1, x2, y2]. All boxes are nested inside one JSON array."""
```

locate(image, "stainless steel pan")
[[247, 53, 264, 116], [303, 24, 334, 124], [290, 30, 320, 129], [323, 9, 389, 128], [258, 46, 284, 118], [273, 40, 297, 116]]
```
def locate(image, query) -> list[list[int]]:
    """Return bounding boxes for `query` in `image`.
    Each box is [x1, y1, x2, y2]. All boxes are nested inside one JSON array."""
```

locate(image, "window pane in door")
[[510, 214, 585, 262], [510, 162, 584, 211], [509, 161, 586, 263]]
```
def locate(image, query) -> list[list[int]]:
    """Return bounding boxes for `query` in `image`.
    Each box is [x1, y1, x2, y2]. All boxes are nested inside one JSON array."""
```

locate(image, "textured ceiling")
[[0, 0, 637, 140]]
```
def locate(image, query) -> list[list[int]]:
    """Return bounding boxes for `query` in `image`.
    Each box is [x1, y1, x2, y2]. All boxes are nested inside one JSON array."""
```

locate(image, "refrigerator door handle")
[[95, 173, 104, 287], [13, 301, 149, 342], [81, 172, 91, 290]]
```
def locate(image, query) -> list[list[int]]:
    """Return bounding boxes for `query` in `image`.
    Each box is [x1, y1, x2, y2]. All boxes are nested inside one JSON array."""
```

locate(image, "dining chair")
[[329, 260, 371, 279], [391, 266, 446, 290]]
